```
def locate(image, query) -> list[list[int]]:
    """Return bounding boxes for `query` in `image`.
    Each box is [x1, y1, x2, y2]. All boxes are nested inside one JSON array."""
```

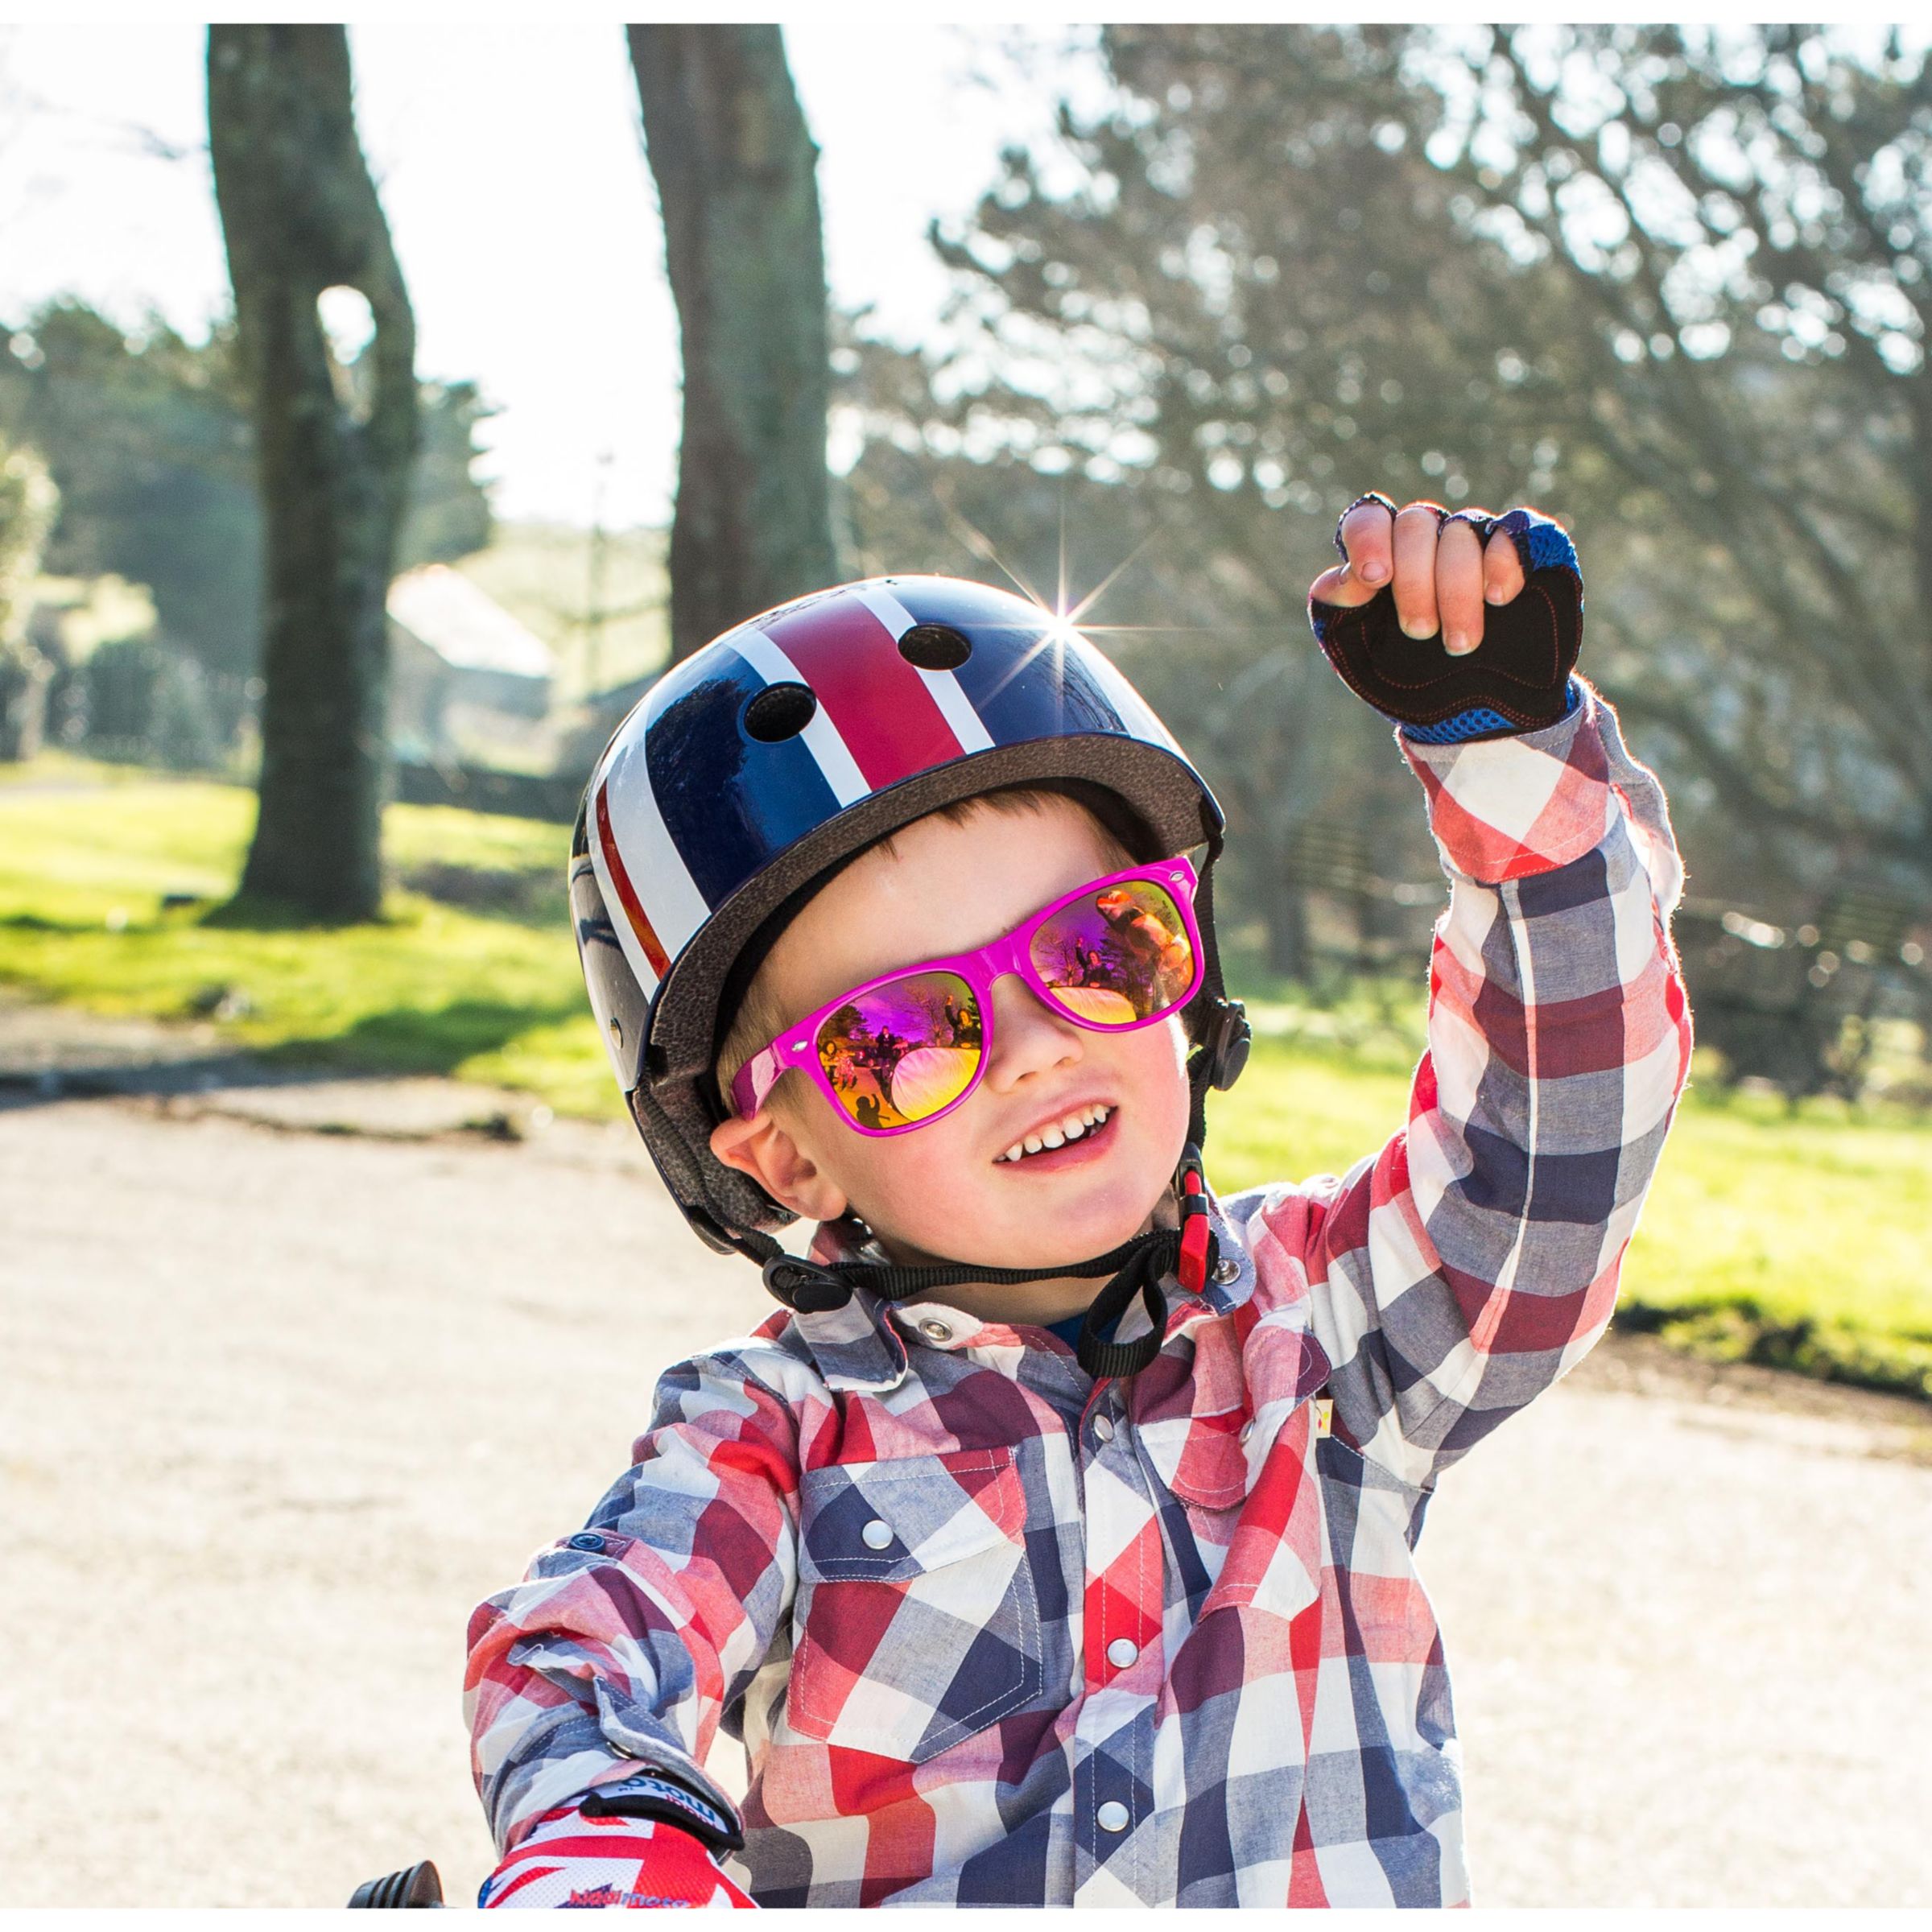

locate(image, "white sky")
[[0, 23, 1108, 528]]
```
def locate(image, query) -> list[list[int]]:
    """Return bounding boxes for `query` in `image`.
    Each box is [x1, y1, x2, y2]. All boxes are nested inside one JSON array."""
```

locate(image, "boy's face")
[[709, 797, 1195, 1323]]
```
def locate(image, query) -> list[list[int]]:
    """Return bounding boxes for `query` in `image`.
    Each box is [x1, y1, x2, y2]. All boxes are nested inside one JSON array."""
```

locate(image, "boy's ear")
[[710, 1105, 848, 1224]]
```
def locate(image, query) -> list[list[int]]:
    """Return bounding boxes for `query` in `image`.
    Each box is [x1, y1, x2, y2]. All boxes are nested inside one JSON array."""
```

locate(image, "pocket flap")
[[799, 1447, 1022, 1583], [1195, 1404, 1324, 1623], [1163, 1412, 1251, 1512]]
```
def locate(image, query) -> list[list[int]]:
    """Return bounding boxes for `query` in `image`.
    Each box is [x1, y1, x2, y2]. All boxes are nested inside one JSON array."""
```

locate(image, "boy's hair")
[[714, 784, 1141, 1114]]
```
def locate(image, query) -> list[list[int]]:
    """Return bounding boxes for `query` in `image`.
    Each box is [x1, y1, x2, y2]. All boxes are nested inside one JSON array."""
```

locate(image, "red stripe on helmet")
[[595, 782, 671, 980], [764, 592, 967, 791]]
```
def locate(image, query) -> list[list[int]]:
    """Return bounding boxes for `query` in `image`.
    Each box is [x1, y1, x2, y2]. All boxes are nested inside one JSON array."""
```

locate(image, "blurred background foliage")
[[834, 22, 1932, 1104], [0, 299, 493, 757], [840, 24, 1932, 952]]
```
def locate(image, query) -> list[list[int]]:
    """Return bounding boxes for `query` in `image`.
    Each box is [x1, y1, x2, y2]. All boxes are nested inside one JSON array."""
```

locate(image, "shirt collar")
[[783, 1189, 1254, 1393]]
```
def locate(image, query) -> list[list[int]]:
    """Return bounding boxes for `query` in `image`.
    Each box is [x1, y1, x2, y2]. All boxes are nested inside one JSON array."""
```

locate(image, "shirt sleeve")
[[464, 1348, 803, 1854], [1246, 677, 1692, 1491]]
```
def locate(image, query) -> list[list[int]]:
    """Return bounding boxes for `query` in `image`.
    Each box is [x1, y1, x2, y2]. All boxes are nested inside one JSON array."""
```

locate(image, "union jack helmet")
[[568, 574, 1236, 1259]]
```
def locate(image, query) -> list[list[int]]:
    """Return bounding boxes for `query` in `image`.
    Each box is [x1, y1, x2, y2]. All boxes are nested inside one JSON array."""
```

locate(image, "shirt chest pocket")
[[1168, 1402, 1323, 1625], [786, 1446, 1043, 1765]]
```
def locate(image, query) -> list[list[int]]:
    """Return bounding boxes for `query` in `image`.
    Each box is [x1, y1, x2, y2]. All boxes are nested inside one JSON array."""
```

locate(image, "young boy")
[[465, 494, 1690, 1908]]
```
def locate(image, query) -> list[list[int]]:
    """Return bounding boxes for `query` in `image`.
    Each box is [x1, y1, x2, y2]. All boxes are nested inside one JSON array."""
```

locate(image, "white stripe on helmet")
[[590, 721, 713, 997], [851, 583, 995, 754], [726, 627, 873, 807]]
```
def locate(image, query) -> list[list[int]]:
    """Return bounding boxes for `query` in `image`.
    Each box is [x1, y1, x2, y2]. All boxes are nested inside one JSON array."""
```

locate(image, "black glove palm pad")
[[1309, 505, 1583, 734]]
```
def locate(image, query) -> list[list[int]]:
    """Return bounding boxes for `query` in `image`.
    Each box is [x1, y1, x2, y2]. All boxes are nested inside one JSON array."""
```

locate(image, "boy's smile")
[[709, 794, 1195, 1326]]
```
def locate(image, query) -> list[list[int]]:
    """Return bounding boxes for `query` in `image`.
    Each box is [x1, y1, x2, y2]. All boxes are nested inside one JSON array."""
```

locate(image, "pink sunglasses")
[[729, 859, 1204, 1136]]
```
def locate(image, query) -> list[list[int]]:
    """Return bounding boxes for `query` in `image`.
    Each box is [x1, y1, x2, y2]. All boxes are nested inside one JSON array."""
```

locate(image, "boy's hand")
[[1307, 492, 1583, 737], [1311, 494, 1527, 654]]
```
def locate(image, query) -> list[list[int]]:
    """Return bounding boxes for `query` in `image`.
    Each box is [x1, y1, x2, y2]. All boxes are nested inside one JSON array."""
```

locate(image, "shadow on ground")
[[0, 990, 565, 1136]]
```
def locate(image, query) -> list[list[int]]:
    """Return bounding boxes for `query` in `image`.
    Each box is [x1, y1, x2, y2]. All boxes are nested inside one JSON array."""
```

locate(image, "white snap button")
[[918, 1318, 951, 1343], [1096, 1800, 1131, 1834], [861, 1518, 893, 1550], [1239, 1420, 1254, 1444], [1105, 1637, 1139, 1669], [1092, 1415, 1115, 1443]]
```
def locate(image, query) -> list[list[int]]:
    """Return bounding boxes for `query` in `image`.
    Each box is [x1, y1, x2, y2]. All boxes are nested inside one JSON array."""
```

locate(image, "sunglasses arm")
[[731, 1046, 785, 1121]]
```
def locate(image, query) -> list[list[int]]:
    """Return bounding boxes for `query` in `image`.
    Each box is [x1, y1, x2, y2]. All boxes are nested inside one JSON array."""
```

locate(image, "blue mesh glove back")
[[1308, 500, 1583, 741]]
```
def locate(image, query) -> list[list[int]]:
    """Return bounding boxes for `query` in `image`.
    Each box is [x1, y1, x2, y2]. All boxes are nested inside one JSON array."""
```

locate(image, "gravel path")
[[3, 1081, 1928, 1907]]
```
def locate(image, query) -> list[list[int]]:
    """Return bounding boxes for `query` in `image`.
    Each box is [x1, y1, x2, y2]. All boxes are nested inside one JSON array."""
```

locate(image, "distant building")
[[386, 564, 555, 761]]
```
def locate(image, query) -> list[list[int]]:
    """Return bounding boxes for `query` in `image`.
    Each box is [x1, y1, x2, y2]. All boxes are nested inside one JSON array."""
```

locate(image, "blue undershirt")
[[1046, 1313, 1088, 1352]]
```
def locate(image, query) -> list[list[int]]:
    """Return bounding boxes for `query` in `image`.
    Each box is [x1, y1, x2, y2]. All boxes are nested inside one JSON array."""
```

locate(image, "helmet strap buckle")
[[762, 1254, 854, 1312]]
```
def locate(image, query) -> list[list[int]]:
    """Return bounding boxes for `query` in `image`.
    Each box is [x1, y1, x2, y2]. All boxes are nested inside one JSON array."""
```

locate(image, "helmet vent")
[[742, 681, 818, 742], [897, 623, 972, 671]]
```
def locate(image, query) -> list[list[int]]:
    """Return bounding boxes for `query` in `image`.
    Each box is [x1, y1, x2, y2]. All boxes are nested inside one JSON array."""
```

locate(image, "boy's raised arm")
[[1244, 502, 1693, 1491], [464, 1348, 803, 1867]]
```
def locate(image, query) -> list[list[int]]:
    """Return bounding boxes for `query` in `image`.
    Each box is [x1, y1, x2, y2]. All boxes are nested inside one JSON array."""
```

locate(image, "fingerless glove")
[[1309, 497, 1583, 741]]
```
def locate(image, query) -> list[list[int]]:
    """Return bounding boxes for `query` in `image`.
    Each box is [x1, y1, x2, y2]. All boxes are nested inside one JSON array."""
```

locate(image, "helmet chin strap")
[[735, 987, 1248, 1380]]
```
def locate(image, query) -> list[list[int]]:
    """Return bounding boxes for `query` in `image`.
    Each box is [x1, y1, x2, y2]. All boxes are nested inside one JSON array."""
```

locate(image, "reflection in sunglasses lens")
[[1031, 881, 1195, 1027], [815, 970, 981, 1129]]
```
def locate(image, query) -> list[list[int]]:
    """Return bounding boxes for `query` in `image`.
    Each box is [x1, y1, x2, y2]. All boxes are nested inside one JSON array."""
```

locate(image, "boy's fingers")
[[1435, 517, 1486, 655], [1484, 526, 1526, 605], [1340, 497, 1393, 584], [1312, 497, 1393, 609], [1391, 502, 1442, 640]]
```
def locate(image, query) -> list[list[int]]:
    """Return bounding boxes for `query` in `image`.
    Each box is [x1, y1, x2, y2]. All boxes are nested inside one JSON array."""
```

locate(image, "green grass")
[[4, 768, 1930, 1401], [0, 774, 597, 1092], [1210, 1033, 1932, 1404]]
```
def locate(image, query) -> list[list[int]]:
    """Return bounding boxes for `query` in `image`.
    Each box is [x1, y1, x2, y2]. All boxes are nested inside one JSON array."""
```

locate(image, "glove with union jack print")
[[479, 1773, 756, 1909]]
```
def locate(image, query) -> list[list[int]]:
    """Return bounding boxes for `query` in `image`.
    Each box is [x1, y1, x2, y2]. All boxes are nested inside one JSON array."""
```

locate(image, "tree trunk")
[[1264, 873, 1311, 982], [627, 24, 836, 660], [0, 648, 51, 761], [208, 25, 418, 922], [0, 437, 59, 762]]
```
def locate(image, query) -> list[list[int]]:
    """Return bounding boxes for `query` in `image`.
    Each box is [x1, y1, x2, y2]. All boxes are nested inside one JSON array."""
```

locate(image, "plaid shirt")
[[466, 682, 1691, 1907]]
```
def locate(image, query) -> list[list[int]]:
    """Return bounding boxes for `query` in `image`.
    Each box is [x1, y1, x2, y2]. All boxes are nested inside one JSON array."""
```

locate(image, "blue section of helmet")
[[643, 646, 843, 910], [960, 638, 1131, 745]]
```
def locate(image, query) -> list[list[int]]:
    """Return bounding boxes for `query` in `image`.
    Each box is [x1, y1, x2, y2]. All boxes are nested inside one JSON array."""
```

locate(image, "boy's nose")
[[981, 972, 1084, 1092]]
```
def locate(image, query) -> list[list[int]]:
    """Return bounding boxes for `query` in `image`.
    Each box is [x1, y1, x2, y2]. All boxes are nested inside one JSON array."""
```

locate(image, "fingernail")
[[1444, 634, 1473, 655], [1485, 586, 1509, 605], [1362, 562, 1389, 584], [1400, 618, 1431, 640]]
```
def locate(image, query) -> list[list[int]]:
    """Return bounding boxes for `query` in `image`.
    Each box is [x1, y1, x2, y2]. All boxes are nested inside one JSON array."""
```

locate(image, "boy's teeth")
[[999, 1104, 1113, 1163]]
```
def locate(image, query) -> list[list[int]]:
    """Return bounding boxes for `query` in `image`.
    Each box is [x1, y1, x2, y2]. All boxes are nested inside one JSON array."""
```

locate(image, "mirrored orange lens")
[[814, 970, 983, 1129], [1030, 881, 1195, 1026]]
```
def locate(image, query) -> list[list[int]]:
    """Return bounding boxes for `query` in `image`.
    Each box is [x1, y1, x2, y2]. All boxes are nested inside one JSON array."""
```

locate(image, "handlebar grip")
[[348, 1860, 444, 1907]]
